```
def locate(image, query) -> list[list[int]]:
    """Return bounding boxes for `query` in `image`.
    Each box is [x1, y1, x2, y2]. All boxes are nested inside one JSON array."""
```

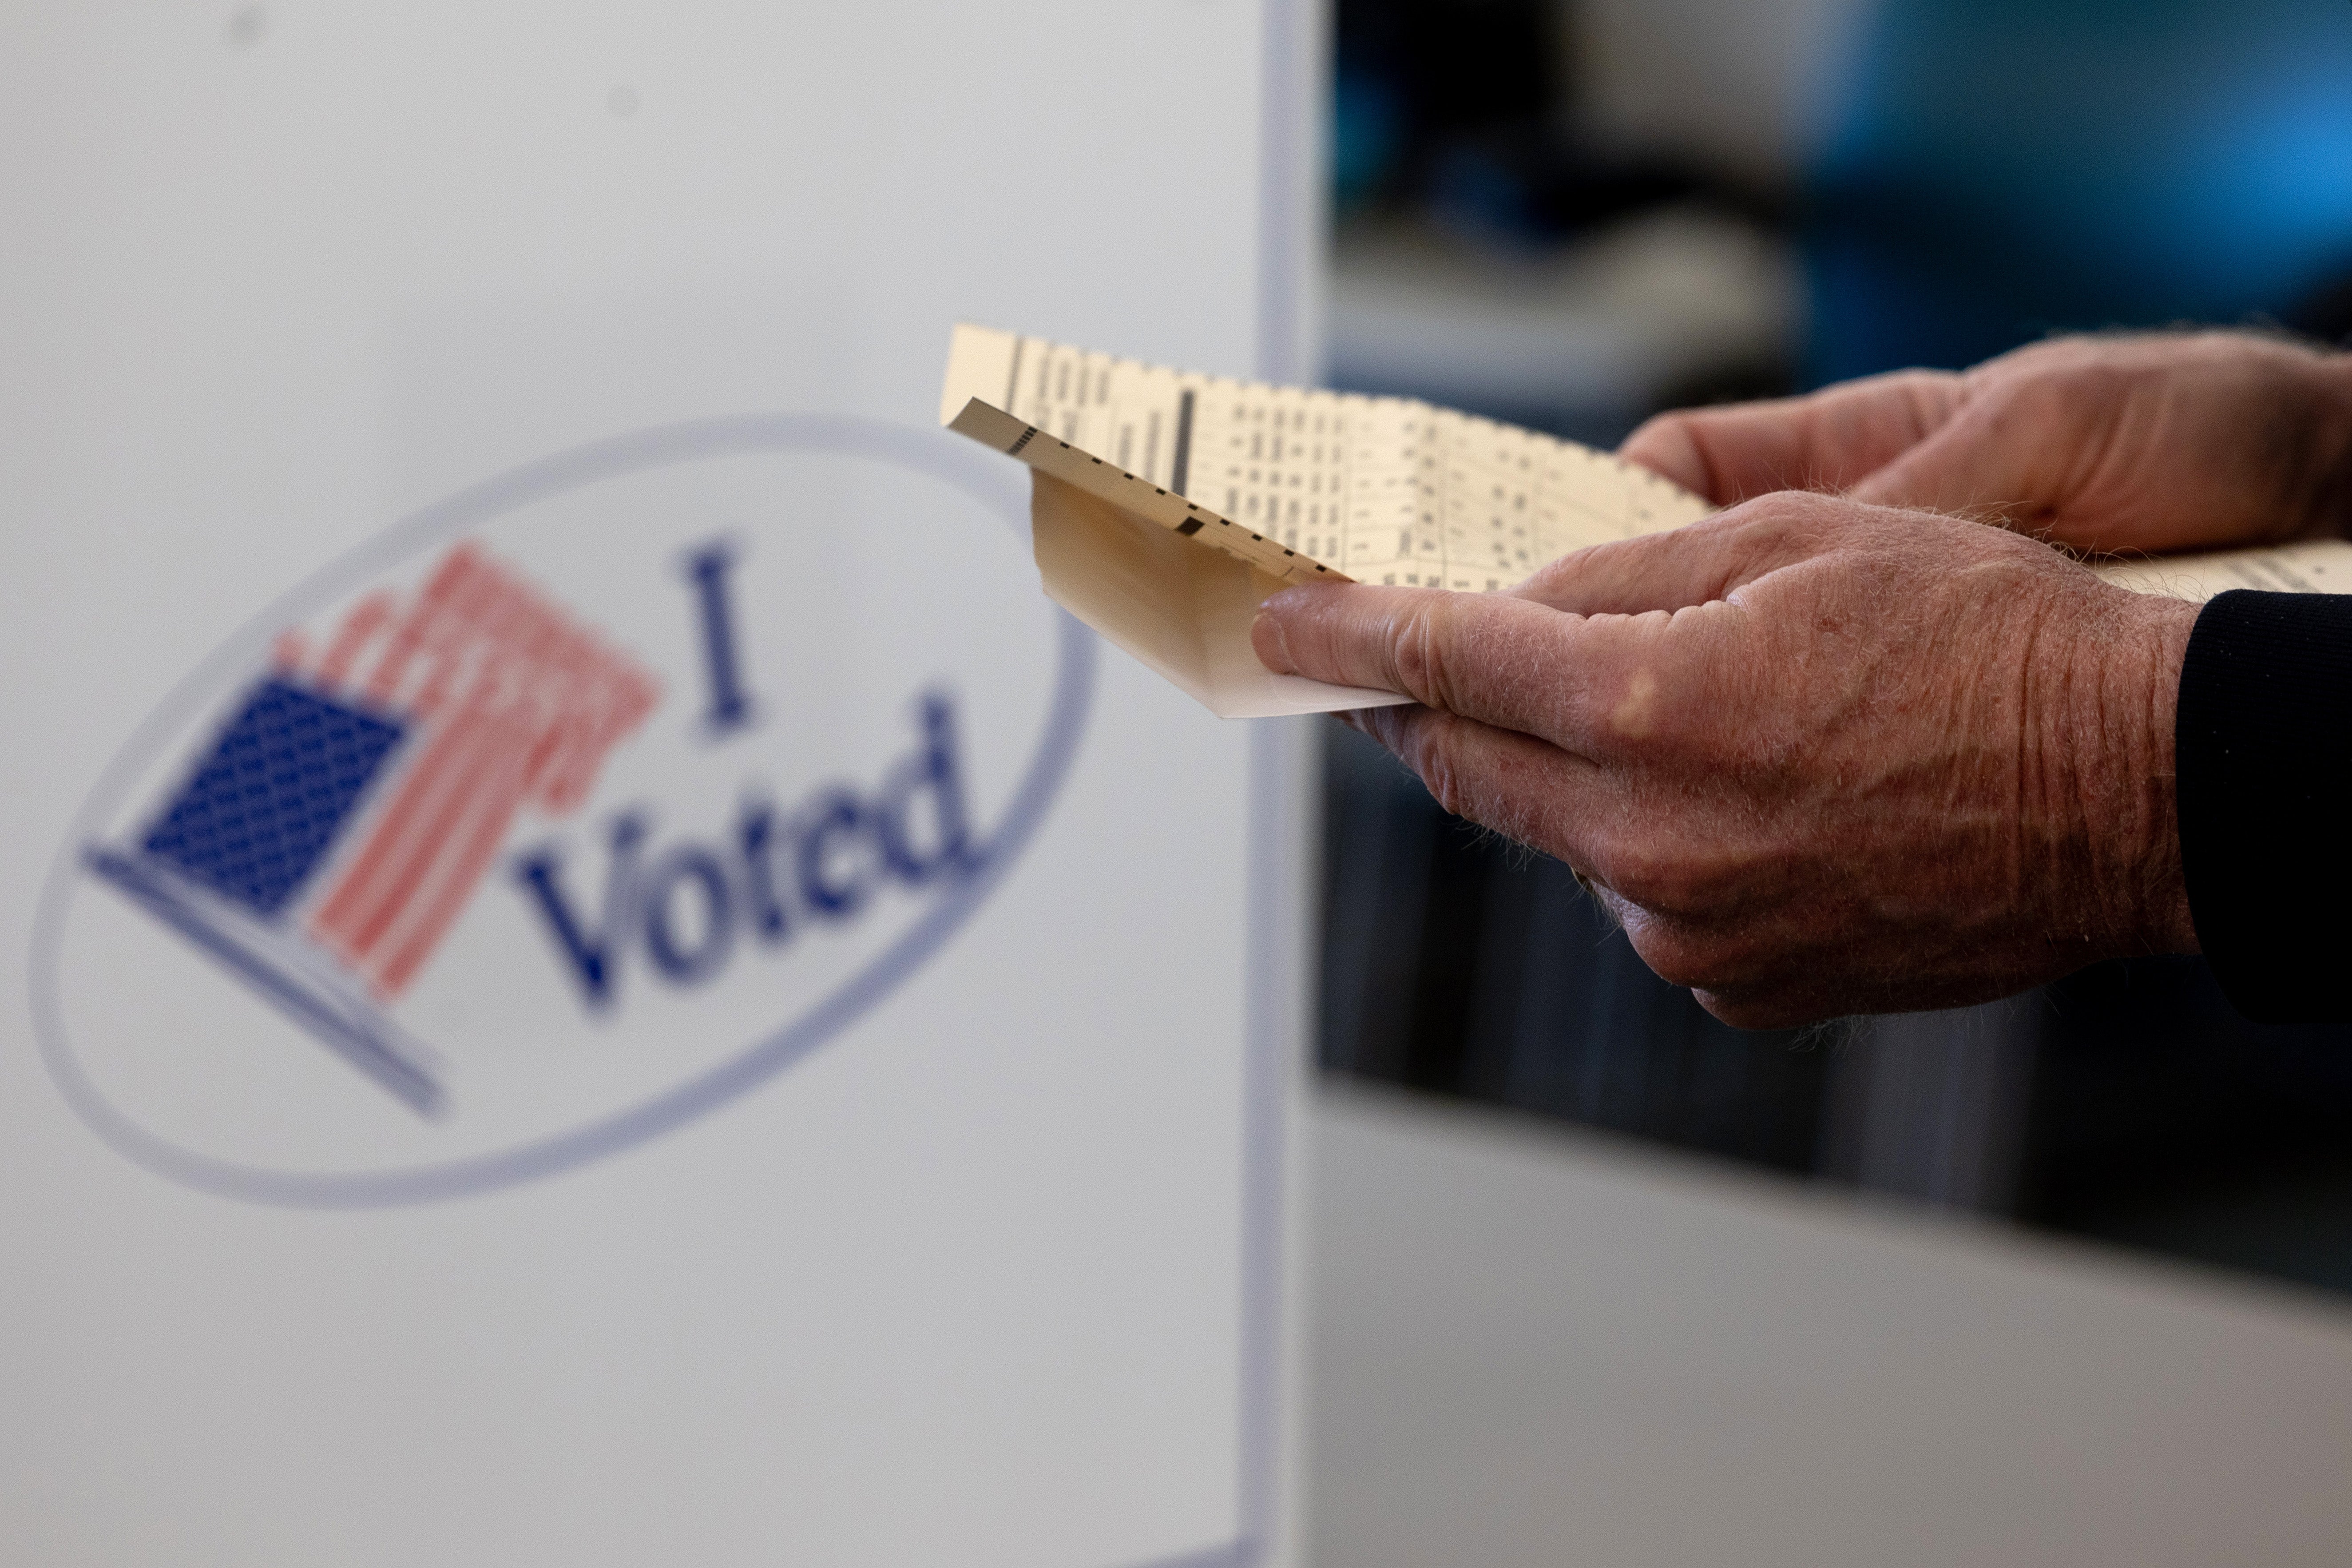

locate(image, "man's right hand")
[[1621, 331, 2352, 557]]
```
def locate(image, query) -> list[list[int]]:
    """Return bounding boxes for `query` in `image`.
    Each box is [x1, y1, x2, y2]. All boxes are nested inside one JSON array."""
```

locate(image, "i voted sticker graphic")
[[30, 415, 1093, 1206]]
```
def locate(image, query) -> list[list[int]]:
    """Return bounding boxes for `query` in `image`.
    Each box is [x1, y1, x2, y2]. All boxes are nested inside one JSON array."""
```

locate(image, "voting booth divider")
[[0, 5, 1316, 1564]]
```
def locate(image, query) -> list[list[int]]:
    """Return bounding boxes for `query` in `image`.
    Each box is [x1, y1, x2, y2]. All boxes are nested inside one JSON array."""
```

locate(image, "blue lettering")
[[683, 541, 755, 738], [512, 694, 981, 1005], [876, 692, 974, 884], [511, 812, 646, 1009], [738, 799, 790, 942], [641, 846, 735, 983], [796, 791, 872, 918]]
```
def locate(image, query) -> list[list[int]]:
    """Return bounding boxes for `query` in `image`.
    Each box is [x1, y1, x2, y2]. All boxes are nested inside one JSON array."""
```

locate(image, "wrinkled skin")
[[1255, 494, 2198, 1028], [1255, 331, 2352, 1026], [1619, 330, 2352, 555]]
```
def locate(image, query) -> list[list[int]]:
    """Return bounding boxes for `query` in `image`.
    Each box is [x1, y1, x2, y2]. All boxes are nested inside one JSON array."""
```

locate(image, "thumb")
[[1620, 370, 1967, 506], [1512, 492, 1863, 617], [1845, 391, 2086, 525]]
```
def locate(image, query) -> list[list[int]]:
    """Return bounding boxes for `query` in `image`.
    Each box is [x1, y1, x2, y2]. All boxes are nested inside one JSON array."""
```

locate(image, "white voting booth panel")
[[0, 6, 1313, 1566], [1309, 1089, 2352, 1568]]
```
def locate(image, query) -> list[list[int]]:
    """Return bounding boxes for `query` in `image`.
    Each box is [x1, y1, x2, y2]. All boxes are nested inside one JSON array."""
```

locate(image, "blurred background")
[[1316, 0, 2352, 1296]]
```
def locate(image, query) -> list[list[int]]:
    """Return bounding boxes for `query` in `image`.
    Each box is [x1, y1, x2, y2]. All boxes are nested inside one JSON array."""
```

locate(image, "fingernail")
[[1252, 611, 1294, 674]]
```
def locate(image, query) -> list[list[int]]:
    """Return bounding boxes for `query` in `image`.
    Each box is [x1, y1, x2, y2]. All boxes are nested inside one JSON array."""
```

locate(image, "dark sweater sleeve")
[[2176, 588, 2352, 1024]]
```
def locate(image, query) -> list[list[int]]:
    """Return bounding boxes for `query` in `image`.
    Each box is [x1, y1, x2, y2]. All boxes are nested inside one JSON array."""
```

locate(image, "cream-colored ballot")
[[939, 323, 1715, 716]]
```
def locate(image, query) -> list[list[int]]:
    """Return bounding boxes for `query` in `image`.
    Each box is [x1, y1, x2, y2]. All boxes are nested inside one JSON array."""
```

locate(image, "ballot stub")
[[939, 324, 1714, 717]]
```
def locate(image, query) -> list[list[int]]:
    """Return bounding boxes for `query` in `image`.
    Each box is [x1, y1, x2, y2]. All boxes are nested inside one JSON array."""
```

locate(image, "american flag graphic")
[[289, 544, 659, 997], [87, 542, 658, 1112]]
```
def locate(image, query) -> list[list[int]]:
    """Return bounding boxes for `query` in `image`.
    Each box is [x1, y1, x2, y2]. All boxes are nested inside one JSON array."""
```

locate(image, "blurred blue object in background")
[[1333, 66, 1406, 214], [1808, 0, 2352, 385]]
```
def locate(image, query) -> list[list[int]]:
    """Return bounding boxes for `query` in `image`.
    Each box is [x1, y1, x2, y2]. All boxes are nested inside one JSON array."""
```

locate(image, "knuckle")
[[1890, 369, 1965, 437], [1880, 368, 1957, 401], [1719, 488, 1844, 552], [1590, 837, 1725, 921], [1403, 712, 1477, 819], [1388, 594, 1463, 711], [1359, 704, 1423, 769], [1732, 488, 1822, 526], [1515, 544, 1589, 599], [1633, 867, 1711, 921], [1626, 923, 1717, 992], [1415, 742, 1466, 818], [1994, 366, 2107, 430], [1630, 919, 1779, 998]]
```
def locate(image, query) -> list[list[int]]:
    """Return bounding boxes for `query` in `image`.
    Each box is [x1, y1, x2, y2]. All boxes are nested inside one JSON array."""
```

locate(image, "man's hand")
[[1254, 493, 2201, 1028], [1621, 332, 2352, 557]]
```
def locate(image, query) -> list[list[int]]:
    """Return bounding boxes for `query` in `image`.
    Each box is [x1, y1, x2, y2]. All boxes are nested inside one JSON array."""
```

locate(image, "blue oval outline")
[[27, 414, 1095, 1207]]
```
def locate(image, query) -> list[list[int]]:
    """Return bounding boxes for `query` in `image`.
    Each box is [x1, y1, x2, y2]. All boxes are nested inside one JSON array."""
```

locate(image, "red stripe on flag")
[[370, 740, 537, 995], [313, 711, 505, 975], [298, 541, 662, 997]]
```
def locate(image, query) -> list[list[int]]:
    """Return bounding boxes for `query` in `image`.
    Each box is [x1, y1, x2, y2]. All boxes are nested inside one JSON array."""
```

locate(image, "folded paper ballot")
[[938, 323, 1712, 716], [939, 323, 2352, 717]]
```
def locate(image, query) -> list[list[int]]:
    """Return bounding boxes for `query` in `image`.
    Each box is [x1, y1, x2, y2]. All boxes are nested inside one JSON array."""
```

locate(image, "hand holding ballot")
[[1622, 330, 2352, 564], [940, 325, 2352, 716], [943, 326, 2352, 1026]]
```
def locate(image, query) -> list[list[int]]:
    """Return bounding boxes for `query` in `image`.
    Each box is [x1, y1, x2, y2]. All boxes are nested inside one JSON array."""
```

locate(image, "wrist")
[[2301, 348, 2352, 539], [2066, 588, 2199, 957]]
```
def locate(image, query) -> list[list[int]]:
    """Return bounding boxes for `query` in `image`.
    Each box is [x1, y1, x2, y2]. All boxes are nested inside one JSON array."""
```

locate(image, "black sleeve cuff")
[[2176, 588, 2352, 1024]]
